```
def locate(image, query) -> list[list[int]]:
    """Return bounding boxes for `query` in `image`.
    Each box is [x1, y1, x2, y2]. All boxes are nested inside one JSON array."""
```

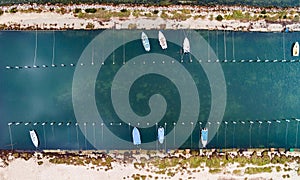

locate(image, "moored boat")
[[132, 127, 141, 145], [158, 127, 164, 144], [141, 32, 150, 52], [158, 31, 167, 50], [183, 37, 190, 53], [293, 42, 299, 56], [29, 130, 39, 148], [201, 128, 208, 148]]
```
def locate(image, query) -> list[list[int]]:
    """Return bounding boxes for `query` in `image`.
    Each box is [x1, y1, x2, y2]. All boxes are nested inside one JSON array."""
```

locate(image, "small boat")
[[157, 127, 164, 144], [201, 128, 208, 148], [183, 37, 190, 53], [132, 127, 141, 145], [292, 42, 299, 56], [158, 31, 167, 50], [141, 32, 150, 52], [29, 130, 39, 148]]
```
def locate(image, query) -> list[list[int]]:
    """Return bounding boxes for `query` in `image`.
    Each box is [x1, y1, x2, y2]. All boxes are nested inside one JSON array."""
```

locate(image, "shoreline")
[[1, 148, 299, 179], [0, 3, 300, 32]]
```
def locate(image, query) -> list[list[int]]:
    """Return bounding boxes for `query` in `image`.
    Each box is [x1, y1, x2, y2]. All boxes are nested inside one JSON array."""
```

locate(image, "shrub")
[[37, 161, 43, 165], [209, 168, 222, 174], [216, 15, 223, 21], [86, 23, 95, 29], [74, 8, 81, 14], [153, 10, 159, 14], [0, 9, 4, 16], [85, 8, 97, 14], [120, 9, 127, 13], [9, 7, 17, 13], [245, 167, 272, 174], [233, 169, 242, 175]]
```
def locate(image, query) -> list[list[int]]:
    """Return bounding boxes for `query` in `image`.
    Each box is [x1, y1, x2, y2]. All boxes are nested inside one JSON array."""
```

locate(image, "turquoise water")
[[1, 30, 300, 150]]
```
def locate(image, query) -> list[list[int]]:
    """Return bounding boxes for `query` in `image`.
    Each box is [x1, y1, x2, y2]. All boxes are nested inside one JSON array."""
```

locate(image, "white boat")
[[293, 42, 299, 56], [132, 127, 141, 145], [201, 128, 208, 148], [183, 37, 190, 53], [158, 31, 167, 50], [141, 32, 150, 52], [29, 130, 39, 148], [157, 127, 164, 144]]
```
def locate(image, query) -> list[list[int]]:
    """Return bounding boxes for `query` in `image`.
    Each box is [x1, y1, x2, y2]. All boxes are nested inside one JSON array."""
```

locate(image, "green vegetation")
[[276, 166, 281, 172], [9, 7, 17, 13], [209, 168, 222, 174], [0, 0, 299, 8], [216, 14, 223, 21], [282, 174, 290, 178], [233, 169, 242, 175], [85, 8, 97, 13], [244, 167, 272, 174], [0, 9, 3, 16], [160, 10, 168, 19], [75, 8, 130, 20], [86, 22, 95, 29]]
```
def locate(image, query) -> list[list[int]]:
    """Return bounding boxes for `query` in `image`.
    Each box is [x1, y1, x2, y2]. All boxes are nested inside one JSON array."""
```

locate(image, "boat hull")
[[29, 130, 39, 148], [132, 127, 141, 145], [201, 128, 208, 148], [158, 31, 167, 50], [183, 37, 190, 53], [158, 127, 164, 144], [293, 42, 299, 56], [141, 32, 150, 52]]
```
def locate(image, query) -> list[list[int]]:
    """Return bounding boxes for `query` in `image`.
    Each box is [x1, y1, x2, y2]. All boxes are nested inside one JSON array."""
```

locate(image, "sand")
[[0, 4, 300, 31], [0, 150, 299, 180]]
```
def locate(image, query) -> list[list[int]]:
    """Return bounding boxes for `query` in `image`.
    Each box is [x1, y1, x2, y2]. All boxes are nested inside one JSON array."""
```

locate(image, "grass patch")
[[244, 167, 272, 174], [232, 169, 242, 175], [209, 168, 222, 174]]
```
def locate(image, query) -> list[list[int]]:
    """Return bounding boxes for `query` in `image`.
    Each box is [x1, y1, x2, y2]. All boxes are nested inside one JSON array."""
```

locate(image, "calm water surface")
[[0, 30, 300, 150]]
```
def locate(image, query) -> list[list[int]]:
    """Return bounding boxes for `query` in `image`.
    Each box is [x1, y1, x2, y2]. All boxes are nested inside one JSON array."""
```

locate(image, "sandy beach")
[[0, 3, 300, 31], [0, 149, 299, 179]]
